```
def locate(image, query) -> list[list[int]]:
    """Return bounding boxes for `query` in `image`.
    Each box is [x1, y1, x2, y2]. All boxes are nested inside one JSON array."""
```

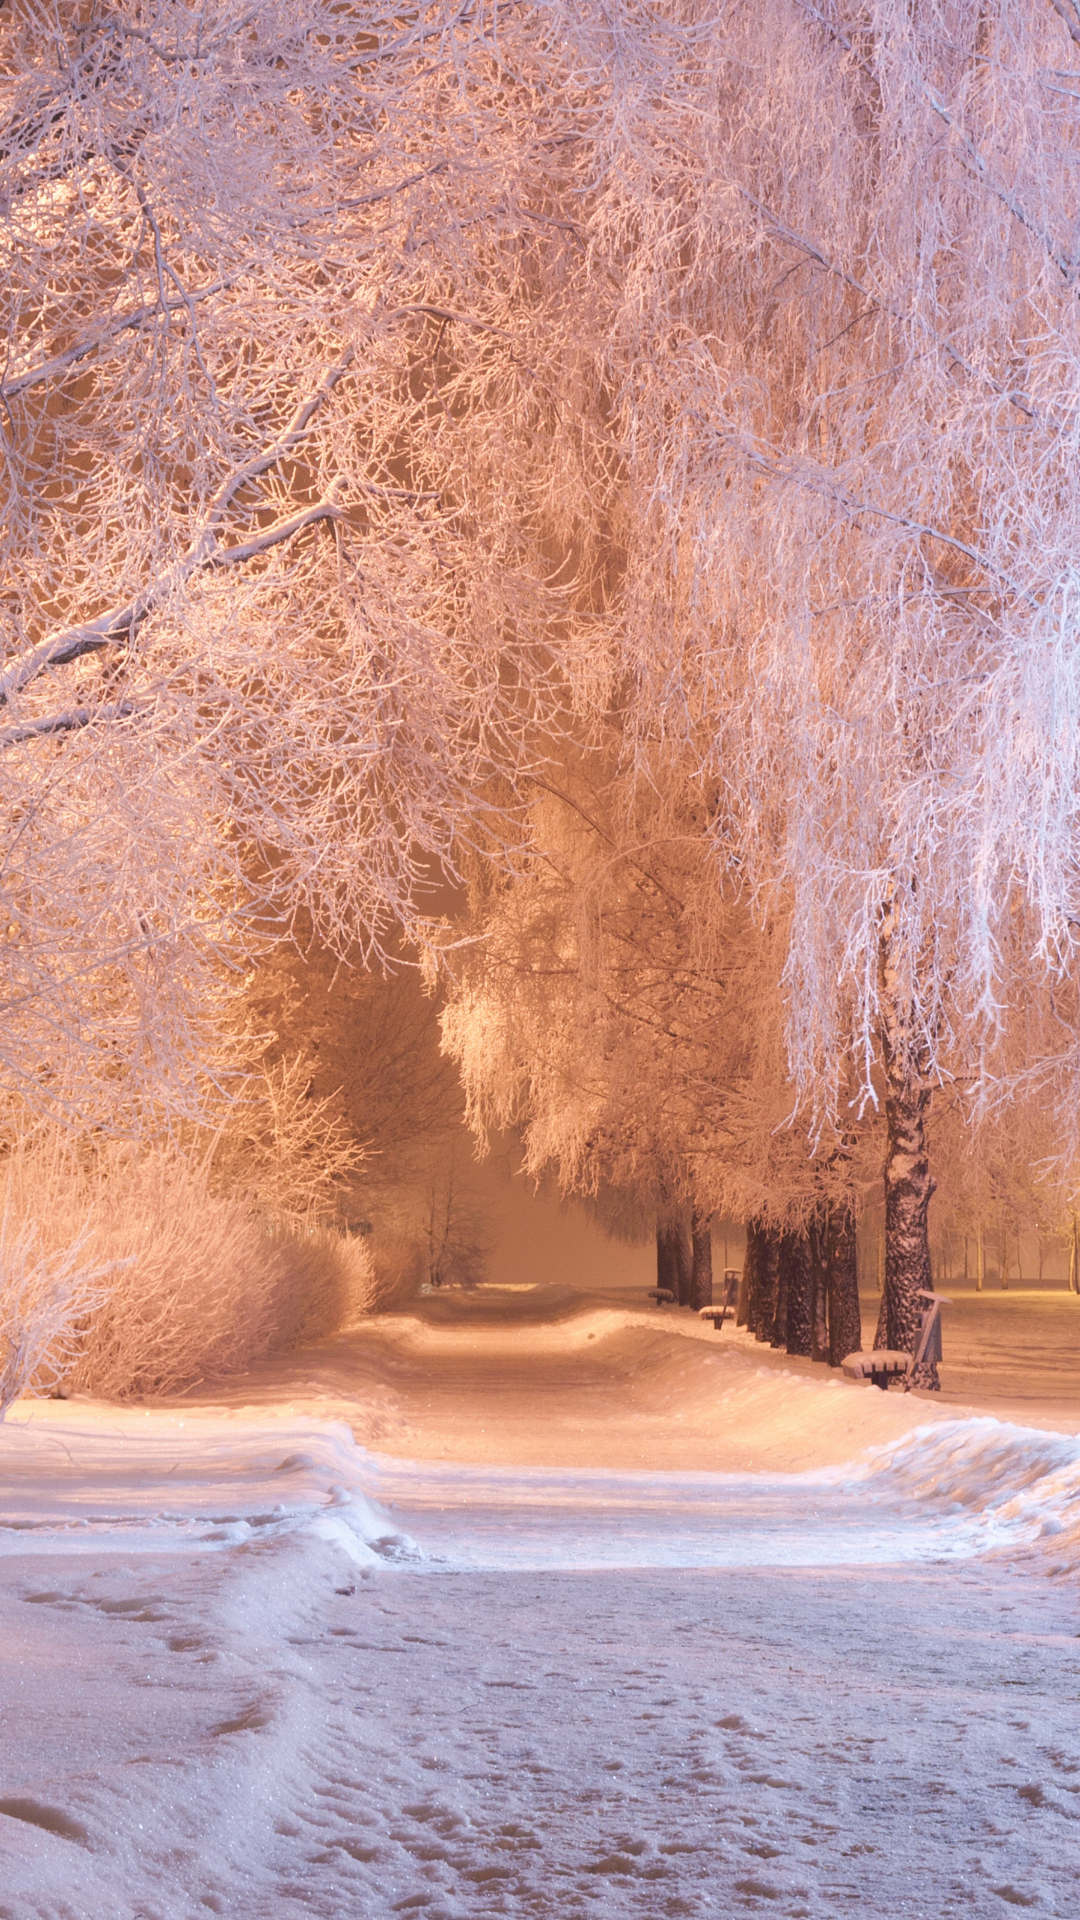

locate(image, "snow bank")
[[850, 1417, 1080, 1572], [320, 1294, 956, 1472], [0, 1404, 420, 1568], [8, 1297, 1080, 1582]]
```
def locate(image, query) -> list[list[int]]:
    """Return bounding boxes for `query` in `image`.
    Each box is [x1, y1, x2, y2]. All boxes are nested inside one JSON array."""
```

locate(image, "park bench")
[[697, 1270, 742, 1331], [913, 1289, 950, 1369], [840, 1290, 952, 1390], [841, 1349, 911, 1389], [648, 1287, 675, 1307]]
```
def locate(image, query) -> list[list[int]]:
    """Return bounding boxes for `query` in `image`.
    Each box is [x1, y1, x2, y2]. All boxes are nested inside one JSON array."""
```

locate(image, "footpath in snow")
[[1, 1284, 1080, 1918]]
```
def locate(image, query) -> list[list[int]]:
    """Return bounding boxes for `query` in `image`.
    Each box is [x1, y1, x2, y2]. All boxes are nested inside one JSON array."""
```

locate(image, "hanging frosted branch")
[[0, 0, 599, 1130]]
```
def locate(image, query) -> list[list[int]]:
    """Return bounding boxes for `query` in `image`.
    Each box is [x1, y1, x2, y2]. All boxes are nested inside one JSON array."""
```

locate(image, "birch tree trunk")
[[878, 907, 938, 1388]]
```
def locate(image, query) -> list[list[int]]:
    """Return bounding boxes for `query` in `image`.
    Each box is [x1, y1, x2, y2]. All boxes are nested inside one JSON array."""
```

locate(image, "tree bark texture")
[[745, 1217, 781, 1343], [690, 1209, 713, 1310], [770, 1236, 790, 1348], [779, 1229, 813, 1357], [826, 1203, 863, 1366], [879, 904, 938, 1388], [736, 1222, 757, 1327], [807, 1207, 830, 1362], [657, 1214, 692, 1307], [744, 1209, 861, 1368]]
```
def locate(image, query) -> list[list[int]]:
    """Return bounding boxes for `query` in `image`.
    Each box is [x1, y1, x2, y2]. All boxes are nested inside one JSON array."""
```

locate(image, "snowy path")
[[1, 1539, 1077, 1919], [2, 1289, 1080, 1918]]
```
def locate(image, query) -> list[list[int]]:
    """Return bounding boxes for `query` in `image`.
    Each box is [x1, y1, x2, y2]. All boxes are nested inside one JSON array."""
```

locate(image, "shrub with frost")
[[0, 1134, 373, 1403], [0, 1213, 113, 1417]]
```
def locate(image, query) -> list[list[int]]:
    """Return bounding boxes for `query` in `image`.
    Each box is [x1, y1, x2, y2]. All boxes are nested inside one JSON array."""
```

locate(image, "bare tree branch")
[[0, 279, 234, 402], [0, 360, 354, 702], [0, 702, 140, 750], [1046, 0, 1080, 50]]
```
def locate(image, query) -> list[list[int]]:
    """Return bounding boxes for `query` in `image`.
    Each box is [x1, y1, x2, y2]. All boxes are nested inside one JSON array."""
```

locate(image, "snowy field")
[[3, 1287, 1080, 1918]]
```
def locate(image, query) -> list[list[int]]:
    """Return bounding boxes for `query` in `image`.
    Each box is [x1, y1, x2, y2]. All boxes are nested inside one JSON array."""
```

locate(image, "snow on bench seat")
[[841, 1350, 912, 1387]]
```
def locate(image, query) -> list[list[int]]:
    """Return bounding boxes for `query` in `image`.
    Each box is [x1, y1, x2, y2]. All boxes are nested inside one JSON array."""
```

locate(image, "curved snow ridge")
[[846, 1417, 1080, 1568], [0, 1409, 423, 1567], [355, 1450, 970, 1570], [358, 1303, 696, 1352]]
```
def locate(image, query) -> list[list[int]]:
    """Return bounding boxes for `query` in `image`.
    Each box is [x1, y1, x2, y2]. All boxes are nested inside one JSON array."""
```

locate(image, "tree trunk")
[[807, 1206, 830, 1361], [746, 1218, 781, 1344], [761, 1223, 782, 1343], [826, 1203, 863, 1366], [737, 1221, 757, 1326], [780, 1229, 813, 1357], [879, 903, 938, 1387], [771, 1235, 790, 1348], [673, 1214, 692, 1306], [656, 1220, 677, 1301], [743, 1218, 766, 1335], [690, 1209, 713, 1310], [657, 1213, 691, 1307]]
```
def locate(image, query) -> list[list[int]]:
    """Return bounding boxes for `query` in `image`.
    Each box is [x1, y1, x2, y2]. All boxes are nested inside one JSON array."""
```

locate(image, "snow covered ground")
[[2, 1285, 1080, 1918]]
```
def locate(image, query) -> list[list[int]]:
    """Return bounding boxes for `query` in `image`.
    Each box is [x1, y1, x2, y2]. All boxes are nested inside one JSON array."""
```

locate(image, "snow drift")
[[6, 1388, 1080, 1579], [853, 1416, 1080, 1573]]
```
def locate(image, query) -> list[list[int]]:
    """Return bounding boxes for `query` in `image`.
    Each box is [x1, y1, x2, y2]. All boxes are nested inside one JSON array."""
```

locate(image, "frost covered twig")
[[0, 1214, 115, 1418]]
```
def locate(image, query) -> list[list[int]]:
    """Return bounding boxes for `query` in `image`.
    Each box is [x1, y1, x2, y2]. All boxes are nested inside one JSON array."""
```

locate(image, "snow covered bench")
[[696, 1270, 742, 1327], [698, 1306, 729, 1331], [841, 1350, 911, 1389], [648, 1287, 675, 1307], [842, 1291, 952, 1390]]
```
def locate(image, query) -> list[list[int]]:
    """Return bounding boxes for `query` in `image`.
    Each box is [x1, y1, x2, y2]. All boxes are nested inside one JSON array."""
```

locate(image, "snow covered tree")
[[0, 0, 593, 1130], [246, 927, 465, 1178], [11, 0, 1078, 1404], [441, 755, 871, 1357], [536, 0, 1080, 1383]]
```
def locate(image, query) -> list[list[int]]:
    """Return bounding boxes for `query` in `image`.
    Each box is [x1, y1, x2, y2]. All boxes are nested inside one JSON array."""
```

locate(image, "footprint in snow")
[[0, 1799, 90, 1845]]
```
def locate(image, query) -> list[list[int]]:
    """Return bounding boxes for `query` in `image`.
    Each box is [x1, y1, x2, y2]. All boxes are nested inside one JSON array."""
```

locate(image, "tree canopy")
[[7, 0, 1080, 1372]]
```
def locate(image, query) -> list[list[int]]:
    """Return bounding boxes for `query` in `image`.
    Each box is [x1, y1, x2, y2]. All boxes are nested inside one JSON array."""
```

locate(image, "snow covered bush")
[[0, 1137, 373, 1403], [202, 1055, 362, 1229], [0, 1213, 114, 1418], [367, 1232, 425, 1314]]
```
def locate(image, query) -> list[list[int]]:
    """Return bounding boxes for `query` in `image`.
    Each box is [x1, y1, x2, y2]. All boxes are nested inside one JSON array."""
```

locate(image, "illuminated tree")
[[10, 0, 1080, 1410], [441, 757, 871, 1357], [548, 0, 1080, 1383], [0, 0, 589, 1128]]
